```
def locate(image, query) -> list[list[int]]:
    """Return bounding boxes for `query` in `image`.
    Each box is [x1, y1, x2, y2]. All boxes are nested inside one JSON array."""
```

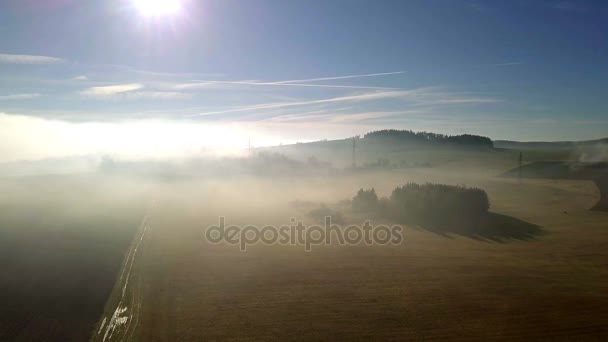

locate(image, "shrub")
[[390, 183, 489, 222], [352, 188, 379, 212]]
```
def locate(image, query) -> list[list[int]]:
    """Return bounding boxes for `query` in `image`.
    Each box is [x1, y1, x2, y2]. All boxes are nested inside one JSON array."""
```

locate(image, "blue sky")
[[1, 0, 607, 159]]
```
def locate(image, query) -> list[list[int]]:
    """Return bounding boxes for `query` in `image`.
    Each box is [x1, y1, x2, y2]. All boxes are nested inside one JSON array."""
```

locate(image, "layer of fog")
[[578, 143, 608, 163], [0, 113, 281, 162], [0, 112, 377, 166]]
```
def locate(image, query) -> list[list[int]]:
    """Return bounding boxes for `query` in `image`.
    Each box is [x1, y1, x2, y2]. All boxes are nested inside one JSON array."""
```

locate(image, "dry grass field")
[[93, 164, 608, 341], [0, 175, 148, 342]]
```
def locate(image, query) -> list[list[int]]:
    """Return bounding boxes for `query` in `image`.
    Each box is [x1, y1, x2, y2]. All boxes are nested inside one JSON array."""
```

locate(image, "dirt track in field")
[[92, 201, 154, 342]]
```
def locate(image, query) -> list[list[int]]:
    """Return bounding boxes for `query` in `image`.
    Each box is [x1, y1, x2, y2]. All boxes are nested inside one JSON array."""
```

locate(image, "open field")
[[1, 145, 606, 341], [91, 157, 608, 341], [0, 175, 148, 341]]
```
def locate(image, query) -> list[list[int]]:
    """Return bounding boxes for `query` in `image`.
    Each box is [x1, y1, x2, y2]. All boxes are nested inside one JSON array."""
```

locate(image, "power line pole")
[[352, 137, 357, 169], [518, 151, 523, 183]]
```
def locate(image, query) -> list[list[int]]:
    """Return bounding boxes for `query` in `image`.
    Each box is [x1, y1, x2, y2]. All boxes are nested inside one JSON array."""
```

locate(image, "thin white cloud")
[[80, 83, 189, 101], [89, 63, 224, 79], [80, 83, 143, 97], [434, 98, 501, 104], [186, 87, 500, 121], [331, 110, 422, 123], [187, 89, 433, 117], [271, 71, 404, 84], [270, 110, 417, 124], [0, 53, 65, 64], [0, 93, 40, 100], [175, 71, 404, 90], [73, 75, 88, 81], [123, 91, 190, 100], [175, 80, 399, 90]]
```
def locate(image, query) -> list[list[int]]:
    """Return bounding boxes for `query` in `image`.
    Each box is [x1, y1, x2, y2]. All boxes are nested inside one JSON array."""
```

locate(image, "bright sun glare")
[[132, 0, 182, 17]]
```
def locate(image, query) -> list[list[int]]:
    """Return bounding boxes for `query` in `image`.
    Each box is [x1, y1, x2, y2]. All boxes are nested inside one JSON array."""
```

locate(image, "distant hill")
[[261, 129, 496, 169], [494, 137, 608, 150], [272, 130, 494, 152]]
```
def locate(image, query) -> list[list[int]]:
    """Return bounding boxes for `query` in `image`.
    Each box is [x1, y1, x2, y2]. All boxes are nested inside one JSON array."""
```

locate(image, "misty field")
[[90, 154, 608, 341], [1, 145, 607, 341], [0, 175, 148, 341]]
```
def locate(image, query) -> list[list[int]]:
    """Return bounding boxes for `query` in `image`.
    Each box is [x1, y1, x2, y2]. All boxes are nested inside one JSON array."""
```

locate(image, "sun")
[[131, 0, 182, 17]]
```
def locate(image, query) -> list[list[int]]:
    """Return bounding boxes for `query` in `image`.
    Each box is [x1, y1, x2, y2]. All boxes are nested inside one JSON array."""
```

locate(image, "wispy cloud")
[[80, 83, 143, 97], [0, 93, 40, 101], [0, 53, 65, 64], [89, 63, 224, 79], [187, 89, 424, 117], [186, 86, 501, 123], [434, 98, 500, 104], [73, 75, 88, 81], [271, 71, 404, 84], [175, 71, 404, 90], [122, 91, 190, 100], [269, 110, 417, 124], [175, 80, 399, 90], [80, 83, 189, 101]]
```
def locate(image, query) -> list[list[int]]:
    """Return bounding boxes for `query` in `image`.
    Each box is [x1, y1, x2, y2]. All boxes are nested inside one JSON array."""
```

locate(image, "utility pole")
[[352, 137, 357, 169], [518, 151, 523, 184]]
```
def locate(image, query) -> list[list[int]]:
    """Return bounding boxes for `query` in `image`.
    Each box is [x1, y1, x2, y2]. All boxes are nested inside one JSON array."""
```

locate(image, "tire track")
[[92, 200, 155, 342]]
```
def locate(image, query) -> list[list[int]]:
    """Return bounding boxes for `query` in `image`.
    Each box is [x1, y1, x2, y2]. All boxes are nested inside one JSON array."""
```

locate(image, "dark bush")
[[389, 183, 489, 223], [352, 188, 379, 212], [348, 183, 545, 241]]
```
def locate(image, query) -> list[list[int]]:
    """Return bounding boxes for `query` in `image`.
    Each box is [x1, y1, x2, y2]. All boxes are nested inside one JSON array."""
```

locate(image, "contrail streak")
[[271, 71, 404, 84], [177, 71, 404, 90], [185, 90, 417, 117], [178, 80, 400, 90]]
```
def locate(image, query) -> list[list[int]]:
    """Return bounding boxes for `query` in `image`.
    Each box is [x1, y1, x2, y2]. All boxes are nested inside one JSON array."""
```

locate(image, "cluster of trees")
[[389, 183, 489, 221], [352, 188, 379, 212], [364, 129, 494, 148], [352, 183, 490, 224]]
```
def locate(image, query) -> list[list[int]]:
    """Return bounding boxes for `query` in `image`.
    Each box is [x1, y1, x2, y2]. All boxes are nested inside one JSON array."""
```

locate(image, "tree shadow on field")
[[413, 212, 544, 243]]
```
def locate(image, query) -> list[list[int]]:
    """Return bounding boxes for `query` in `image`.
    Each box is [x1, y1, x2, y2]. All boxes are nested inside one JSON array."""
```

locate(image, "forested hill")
[[363, 129, 494, 148], [261, 129, 496, 167]]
